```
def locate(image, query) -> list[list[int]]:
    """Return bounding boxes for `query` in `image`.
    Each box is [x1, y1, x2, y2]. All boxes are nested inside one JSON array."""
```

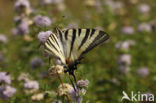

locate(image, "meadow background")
[[0, 0, 155, 103]]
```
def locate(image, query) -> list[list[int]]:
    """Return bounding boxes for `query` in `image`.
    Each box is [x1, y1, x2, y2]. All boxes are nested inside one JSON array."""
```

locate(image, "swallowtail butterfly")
[[44, 27, 109, 85]]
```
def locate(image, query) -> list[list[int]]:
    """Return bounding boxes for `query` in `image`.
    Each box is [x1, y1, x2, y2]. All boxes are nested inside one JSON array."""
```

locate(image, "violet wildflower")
[[121, 26, 134, 35], [39, 0, 64, 5], [39, 0, 53, 5], [37, 31, 52, 43], [24, 80, 39, 94], [69, 88, 82, 103], [14, 0, 30, 14], [138, 4, 150, 14], [2, 85, 16, 98], [136, 67, 149, 77], [105, 0, 123, 13], [34, 15, 51, 27], [0, 72, 11, 84], [117, 54, 131, 66], [138, 23, 151, 32], [51, 0, 63, 4], [77, 79, 89, 88], [115, 40, 135, 51], [30, 57, 44, 68], [0, 34, 7, 43], [17, 20, 29, 35]]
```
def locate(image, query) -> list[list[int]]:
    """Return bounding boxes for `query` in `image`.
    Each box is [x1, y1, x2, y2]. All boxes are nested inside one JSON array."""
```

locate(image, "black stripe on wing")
[[79, 30, 109, 59], [78, 29, 90, 50], [69, 29, 76, 58]]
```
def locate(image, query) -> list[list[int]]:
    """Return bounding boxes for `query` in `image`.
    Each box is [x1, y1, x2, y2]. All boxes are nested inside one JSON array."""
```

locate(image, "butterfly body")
[[44, 27, 109, 75]]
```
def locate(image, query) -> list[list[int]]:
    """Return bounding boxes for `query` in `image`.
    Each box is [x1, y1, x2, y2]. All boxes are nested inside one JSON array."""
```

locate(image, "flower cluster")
[[0, 72, 16, 99]]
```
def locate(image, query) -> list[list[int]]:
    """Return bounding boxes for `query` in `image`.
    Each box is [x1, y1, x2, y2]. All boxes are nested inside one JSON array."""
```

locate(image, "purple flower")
[[37, 31, 52, 43], [39, 0, 63, 5], [77, 79, 89, 88], [117, 54, 131, 66], [2, 85, 16, 98], [69, 88, 82, 103], [138, 23, 151, 32], [34, 15, 51, 27], [51, 0, 63, 4], [0, 34, 7, 43], [17, 20, 29, 35], [39, 0, 52, 5], [30, 57, 44, 68], [136, 67, 149, 77], [115, 40, 135, 51], [105, 0, 123, 13], [121, 26, 134, 35], [0, 72, 11, 84], [138, 4, 150, 14], [24, 80, 39, 90], [14, 0, 30, 12]]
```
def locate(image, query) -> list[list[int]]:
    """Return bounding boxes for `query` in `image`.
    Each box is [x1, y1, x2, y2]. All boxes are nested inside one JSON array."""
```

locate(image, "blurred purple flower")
[[0, 34, 7, 43], [118, 65, 130, 75], [138, 4, 150, 14], [105, 0, 123, 12], [30, 57, 44, 68], [34, 15, 51, 27], [14, 0, 30, 12], [69, 88, 82, 103], [37, 31, 52, 43], [138, 23, 151, 32], [0, 72, 11, 84], [77, 79, 89, 88], [39, 0, 63, 5], [24, 80, 39, 90], [136, 67, 149, 77], [121, 26, 134, 35], [17, 20, 29, 35], [39, 0, 52, 5], [115, 40, 135, 51], [117, 54, 131, 66], [51, 0, 63, 4], [2, 85, 16, 98]]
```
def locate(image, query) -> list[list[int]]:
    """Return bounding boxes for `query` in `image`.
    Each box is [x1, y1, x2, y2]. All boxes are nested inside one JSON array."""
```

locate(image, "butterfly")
[[43, 27, 109, 85]]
